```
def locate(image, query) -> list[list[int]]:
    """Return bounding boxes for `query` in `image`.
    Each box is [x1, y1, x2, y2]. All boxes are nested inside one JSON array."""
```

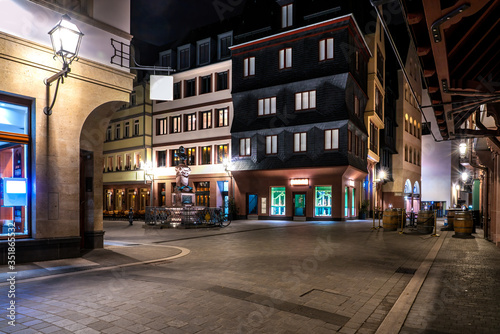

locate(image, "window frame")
[[106, 126, 112, 141], [295, 90, 316, 111], [199, 74, 212, 95], [239, 138, 251, 156], [243, 57, 255, 77], [281, 4, 293, 28], [324, 129, 339, 151], [173, 82, 181, 100], [177, 44, 191, 70], [216, 71, 229, 91], [170, 115, 181, 134], [200, 145, 212, 165], [293, 132, 307, 153], [159, 50, 172, 68], [215, 144, 229, 164], [157, 150, 167, 167], [197, 38, 211, 66], [258, 97, 277, 116], [157, 118, 168, 135], [185, 113, 197, 132], [216, 108, 229, 127], [115, 124, 121, 140], [185, 78, 196, 98], [266, 135, 278, 155], [319, 38, 334, 61], [134, 119, 140, 136], [218, 31, 232, 60], [279, 47, 292, 69], [199, 110, 212, 130]]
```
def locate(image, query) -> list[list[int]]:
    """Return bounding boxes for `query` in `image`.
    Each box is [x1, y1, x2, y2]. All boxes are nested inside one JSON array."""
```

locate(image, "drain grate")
[[395, 267, 417, 275]]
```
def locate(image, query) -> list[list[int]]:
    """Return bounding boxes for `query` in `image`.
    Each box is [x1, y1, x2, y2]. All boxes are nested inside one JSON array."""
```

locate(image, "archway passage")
[[80, 101, 126, 249]]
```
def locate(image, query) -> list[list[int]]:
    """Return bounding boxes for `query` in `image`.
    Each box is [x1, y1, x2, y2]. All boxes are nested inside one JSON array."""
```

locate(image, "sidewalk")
[[0, 219, 498, 333]]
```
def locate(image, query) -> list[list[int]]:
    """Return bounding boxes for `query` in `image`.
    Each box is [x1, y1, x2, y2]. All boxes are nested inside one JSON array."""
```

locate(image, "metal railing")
[[145, 206, 229, 227]]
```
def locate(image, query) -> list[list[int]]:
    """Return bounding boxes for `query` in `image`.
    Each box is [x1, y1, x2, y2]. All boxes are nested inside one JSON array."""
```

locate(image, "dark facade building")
[[229, 1, 371, 220]]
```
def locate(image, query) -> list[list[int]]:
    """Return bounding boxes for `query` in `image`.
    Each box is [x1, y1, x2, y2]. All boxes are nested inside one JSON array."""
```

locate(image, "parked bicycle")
[[197, 207, 231, 227]]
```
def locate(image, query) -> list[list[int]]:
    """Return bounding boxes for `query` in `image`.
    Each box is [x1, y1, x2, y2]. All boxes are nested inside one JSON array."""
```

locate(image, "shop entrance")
[[248, 194, 258, 215], [293, 193, 306, 217]]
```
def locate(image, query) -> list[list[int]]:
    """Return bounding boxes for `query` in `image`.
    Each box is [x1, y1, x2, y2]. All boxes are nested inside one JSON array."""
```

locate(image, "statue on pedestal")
[[174, 146, 194, 206]]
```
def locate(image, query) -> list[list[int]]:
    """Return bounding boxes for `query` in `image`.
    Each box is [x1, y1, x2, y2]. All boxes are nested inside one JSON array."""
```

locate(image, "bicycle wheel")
[[219, 213, 231, 227]]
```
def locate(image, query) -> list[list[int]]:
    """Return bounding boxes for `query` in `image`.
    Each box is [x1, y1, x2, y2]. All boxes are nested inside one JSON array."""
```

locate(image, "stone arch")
[[413, 181, 420, 195], [404, 179, 412, 194], [79, 101, 127, 249]]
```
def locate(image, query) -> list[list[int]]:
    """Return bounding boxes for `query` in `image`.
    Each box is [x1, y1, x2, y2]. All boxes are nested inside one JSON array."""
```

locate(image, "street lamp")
[[459, 142, 467, 158], [44, 14, 84, 115], [461, 171, 469, 182], [223, 158, 234, 200], [143, 161, 154, 206]]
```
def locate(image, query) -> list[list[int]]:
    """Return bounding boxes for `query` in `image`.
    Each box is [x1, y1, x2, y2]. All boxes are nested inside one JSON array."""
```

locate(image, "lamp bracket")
[[44, 65, 71, 115]]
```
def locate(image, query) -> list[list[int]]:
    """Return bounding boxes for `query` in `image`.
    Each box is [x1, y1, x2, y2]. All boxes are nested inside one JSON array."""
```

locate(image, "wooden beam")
[[407, 13, 424, 25], [424, 69, 436, 77], [417, 46, 431, 56], [448, 1, 499, 58]]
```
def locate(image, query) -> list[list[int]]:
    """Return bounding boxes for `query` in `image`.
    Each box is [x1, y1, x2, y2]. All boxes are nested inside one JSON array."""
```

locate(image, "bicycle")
[[198, 207, 231, 227]]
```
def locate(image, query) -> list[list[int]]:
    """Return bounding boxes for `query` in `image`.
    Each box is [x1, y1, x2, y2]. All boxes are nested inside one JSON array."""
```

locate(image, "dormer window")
[[282, 4, 293, 28], [178, 44, 190, 70], [159, 50, 172, 68], [197, 38, 211, 66], [218, 31, 232, 60]]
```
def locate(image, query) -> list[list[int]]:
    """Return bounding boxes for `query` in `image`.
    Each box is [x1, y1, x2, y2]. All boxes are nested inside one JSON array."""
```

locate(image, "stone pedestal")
[[172, 192, 196, 206]]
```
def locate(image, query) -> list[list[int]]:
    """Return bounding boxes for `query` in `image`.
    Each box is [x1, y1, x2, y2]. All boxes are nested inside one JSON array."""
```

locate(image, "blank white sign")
[[150, 75, 173, 101]]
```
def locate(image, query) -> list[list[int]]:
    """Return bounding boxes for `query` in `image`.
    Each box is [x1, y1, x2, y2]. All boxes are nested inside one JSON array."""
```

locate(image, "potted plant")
[[227, 196, 239, 221], [359, 200, 370, 219]]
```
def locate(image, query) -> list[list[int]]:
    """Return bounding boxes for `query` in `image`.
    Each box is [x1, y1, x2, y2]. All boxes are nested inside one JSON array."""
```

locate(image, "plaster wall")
[[0, 32, 134, 239]]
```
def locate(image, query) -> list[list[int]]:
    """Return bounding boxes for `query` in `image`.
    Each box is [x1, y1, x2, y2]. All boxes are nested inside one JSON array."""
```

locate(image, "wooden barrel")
[[383, 209, 399, 231], [417, 210, 434, 234], [442, 209, 456, 231], [454, 211, 473, 237]]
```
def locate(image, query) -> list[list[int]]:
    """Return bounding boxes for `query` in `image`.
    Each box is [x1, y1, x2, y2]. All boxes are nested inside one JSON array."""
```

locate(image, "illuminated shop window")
[[345, 186, 349, 217], [351, 188, 356, 216], [270, 187, 286, 216], [0, 99, 30, 239], [314, 186, 332, 217]]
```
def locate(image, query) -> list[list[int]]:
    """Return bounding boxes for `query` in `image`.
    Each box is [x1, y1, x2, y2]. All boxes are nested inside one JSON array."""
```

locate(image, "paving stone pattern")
[[0, 220, 498, 333], [401, 230, 500, 334]]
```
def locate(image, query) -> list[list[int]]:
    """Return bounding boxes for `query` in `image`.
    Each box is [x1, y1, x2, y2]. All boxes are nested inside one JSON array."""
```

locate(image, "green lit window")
[[270, 187, 286, 216], [345, 186, 349, 217], [351, 188, 356, 216], [315, 186, 332, 217]]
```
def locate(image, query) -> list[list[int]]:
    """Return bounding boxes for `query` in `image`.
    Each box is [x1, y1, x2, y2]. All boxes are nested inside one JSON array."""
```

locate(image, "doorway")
[[248, 194, 258, 215], [293, 193, 306, 217]]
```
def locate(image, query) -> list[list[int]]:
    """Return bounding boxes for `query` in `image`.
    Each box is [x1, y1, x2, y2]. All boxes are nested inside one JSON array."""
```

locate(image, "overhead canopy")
[[374, 0, 500, 141]]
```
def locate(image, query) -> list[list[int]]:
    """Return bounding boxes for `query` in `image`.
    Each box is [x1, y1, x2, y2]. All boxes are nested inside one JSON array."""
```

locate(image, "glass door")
[[248, 194, 258, 215], [293, 193, 306, 216]]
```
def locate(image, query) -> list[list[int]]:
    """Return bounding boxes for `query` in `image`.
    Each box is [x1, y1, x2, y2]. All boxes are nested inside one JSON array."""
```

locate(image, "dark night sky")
[[130, 0, 247, 47]]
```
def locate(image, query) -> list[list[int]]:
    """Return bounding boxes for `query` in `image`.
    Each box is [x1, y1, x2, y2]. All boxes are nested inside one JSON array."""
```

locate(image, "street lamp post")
[[143, 161, 154, 207], [223, 159, 234, 215]]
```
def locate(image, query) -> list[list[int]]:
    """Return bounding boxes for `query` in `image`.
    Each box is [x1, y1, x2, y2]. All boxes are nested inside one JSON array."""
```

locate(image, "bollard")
[[399, 209, 406, 234], [372, 210, 377, 230], [378, 209, 381, 228], [431, 210, 440, 237]]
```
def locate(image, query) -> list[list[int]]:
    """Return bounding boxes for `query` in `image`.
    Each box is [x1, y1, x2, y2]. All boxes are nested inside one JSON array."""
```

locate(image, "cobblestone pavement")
[[0, 219, 498, 333], [400, 228, 500, 334]]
